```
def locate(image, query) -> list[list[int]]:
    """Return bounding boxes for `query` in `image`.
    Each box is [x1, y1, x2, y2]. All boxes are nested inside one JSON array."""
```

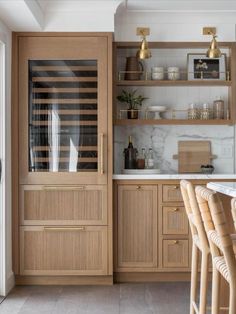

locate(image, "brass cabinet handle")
[[172, 208, 179, 212], [100, 133, 104, 174], [173, 186, 179, 189], [136, 185, 141, 190], [173, 240, 179, 244], [42, 186, 85, 191], [44, 226, 85, 232]]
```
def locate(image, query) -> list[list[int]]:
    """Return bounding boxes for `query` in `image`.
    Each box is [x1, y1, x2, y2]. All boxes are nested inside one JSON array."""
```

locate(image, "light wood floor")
[[0, 283, 190, 314]]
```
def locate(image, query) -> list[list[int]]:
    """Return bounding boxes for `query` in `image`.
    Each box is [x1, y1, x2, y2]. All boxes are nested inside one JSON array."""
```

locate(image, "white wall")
[[114, 10, 236, 174], [115, 11, 236, 41], [0, 18, 13, 296]]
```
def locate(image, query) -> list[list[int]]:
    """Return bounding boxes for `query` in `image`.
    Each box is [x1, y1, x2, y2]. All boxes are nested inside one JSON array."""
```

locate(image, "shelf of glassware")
[[113, 119, 233, 126], [116, 80, 232, 87]]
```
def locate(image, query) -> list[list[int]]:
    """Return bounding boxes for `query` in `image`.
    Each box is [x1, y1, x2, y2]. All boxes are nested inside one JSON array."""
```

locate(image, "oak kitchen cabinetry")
[[114, 180, 192, 281], [114, 179, 236, 282], [12, 33, 113, 284], [116, 184, 158, 270]]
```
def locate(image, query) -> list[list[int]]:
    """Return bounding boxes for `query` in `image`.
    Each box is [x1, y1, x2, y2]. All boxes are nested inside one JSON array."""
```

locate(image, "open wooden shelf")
[[114, 119, 234, 126], [116, 80, 232, 87], [114, 41, 234, 49]]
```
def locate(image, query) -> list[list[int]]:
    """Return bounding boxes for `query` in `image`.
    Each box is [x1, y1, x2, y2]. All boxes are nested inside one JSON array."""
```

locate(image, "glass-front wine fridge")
[[19, 36, 108, 184]]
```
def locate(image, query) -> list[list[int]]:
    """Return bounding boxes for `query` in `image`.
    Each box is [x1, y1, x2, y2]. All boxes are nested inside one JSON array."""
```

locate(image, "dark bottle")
[[123, 136, 137, 169]]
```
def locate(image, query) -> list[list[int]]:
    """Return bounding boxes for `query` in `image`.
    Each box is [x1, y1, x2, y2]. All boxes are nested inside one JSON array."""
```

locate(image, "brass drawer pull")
[[173, 240, 179, 244], [172, 208, 179, 212], [173, 186, 179, 189], [44, 226, 85, 232], [42, 186, 85, 191], [136, 185, 141, 190]]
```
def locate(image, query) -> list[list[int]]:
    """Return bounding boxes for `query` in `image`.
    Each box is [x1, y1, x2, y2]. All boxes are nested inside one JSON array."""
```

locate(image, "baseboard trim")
[[114, 272, 191, 283], [6, 272, 15, 295], [15, 275, 113, 286]]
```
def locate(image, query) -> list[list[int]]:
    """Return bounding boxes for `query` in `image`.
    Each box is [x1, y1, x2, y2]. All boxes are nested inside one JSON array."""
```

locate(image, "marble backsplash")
[[114, 125, 235, 174]]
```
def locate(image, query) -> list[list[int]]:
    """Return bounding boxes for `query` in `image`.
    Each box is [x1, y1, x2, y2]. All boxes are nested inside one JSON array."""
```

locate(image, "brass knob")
[[173, 186, 179, 189], [136, 185, 141, 190], [173, 240, 179, 244], [173, 208, 179, 212]]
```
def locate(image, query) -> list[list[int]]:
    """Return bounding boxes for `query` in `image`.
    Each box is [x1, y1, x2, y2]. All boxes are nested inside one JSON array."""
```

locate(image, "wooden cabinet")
[[114, 181, 191, 276], [20, 185, 107, 225], [162, 185, 183, 202], [162, 239, 189, 268], [160, 183, 190, 271], [162, 206, 188, 235], [116, 184, 158, 270], [12, 33, 113, 281], [20, 226, 107, 275]]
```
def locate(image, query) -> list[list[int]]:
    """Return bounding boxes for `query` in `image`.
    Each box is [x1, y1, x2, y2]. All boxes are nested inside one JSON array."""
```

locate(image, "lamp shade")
[[206, 35, 221, 58], [137, 37, 151, 59]]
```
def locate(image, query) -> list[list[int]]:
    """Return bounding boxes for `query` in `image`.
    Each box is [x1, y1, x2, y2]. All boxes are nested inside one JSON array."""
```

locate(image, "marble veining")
[[207, 182, 236, 197], [114, 174, 236, 180], [114, 125, 235, 174]]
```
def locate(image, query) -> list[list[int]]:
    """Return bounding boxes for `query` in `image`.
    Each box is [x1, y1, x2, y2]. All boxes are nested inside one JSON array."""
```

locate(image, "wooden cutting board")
[[173, 141, 217, 173]]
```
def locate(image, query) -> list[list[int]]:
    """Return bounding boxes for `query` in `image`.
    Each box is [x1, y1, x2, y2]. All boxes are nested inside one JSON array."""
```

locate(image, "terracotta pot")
[[127, 109, 139, 119]]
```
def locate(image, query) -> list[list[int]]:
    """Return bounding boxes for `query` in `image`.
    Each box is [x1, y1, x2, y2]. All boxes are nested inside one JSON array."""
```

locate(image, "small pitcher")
[[125, 56, 144, 80]]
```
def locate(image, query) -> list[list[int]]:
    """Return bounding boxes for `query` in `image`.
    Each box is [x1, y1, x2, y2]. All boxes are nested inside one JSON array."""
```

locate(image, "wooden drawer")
[[162, 185, 183, 202], [20, 185, 107, 225], [162, 239, 189, 268], [162, 206, 189, 235], [20, 226, 108, 275]]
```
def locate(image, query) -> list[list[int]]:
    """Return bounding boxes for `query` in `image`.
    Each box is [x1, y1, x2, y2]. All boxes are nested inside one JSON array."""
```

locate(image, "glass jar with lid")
[[213, 97, 224, 119]]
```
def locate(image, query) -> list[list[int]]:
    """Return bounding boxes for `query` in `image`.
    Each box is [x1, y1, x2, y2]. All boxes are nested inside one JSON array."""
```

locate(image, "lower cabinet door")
[[117, 184, 158, 270], [162, 239, 189, 268], [20, 226, 107, 275]]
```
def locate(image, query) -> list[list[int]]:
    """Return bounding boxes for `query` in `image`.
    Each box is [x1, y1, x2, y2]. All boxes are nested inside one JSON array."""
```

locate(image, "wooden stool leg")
[[190, 243, 199, 314], [229, 282, 236, 314], [212, 265, 220, 314], [199, 252, 209, 314]]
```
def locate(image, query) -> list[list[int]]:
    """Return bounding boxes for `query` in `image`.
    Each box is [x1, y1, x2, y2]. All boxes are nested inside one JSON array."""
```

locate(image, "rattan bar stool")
[[180, 180, 210, 314], [196, 186, 236, 314], [231, 199, 236, 231]]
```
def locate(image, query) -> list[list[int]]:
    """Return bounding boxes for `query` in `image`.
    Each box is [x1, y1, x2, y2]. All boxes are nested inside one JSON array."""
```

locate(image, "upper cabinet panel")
[[19, 36, 109, 184]]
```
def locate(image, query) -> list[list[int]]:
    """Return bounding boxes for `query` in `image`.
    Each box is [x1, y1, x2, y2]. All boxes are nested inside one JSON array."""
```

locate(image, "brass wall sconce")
[[136, 27, 152, 59], [203, 27, 222, 58]]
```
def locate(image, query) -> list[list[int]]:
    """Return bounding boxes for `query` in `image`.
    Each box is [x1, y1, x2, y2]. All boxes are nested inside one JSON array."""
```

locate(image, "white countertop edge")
[[207, 182, 236, 197], [113, 174, 236, 180]]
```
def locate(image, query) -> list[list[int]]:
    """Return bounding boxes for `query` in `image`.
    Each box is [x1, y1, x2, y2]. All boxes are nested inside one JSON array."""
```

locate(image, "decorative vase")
[[125, 56, 144, 80], [127, 109, 139, 119]]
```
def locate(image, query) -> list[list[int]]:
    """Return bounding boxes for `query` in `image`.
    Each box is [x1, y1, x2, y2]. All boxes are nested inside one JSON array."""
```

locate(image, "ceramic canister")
[[167, 67, 180, 80], [151, 66, 164, 80]]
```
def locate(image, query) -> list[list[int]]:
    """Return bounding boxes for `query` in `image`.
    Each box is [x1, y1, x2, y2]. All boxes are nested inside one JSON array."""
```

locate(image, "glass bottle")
[[123, 136, 138, 169], [137, 148, 146, 169], [147, 148, 154, 169]]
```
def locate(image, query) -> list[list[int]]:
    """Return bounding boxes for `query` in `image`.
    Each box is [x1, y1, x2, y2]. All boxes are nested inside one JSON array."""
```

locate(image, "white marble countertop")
[[207, 182, 236, 197], [113, 174, 236, 180]]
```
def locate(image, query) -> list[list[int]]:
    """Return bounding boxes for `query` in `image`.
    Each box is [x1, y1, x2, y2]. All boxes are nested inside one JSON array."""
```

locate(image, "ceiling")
[[0, 0, 236, 32], [37, 0, 236, 12]]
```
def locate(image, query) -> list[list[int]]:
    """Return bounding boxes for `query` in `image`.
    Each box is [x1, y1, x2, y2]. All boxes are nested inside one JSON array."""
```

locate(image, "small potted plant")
[[117, 89, 148, 119]]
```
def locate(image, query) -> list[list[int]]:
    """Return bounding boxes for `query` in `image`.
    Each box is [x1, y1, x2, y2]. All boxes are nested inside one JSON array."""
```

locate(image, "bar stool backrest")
[[180, 180, 209, 250], [231, 198, 236, 231], [196, 186, 236, 284]]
